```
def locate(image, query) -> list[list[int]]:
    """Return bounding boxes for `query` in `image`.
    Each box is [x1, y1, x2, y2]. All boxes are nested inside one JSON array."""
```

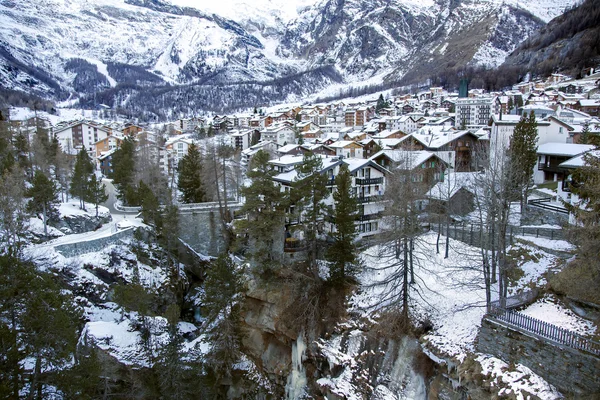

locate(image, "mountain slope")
[[0, 0, 581, 115], [500, 0, 600, 78]]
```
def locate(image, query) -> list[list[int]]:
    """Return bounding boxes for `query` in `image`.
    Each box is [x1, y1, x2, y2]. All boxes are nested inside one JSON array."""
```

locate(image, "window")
[[559, 127, 563, 134]]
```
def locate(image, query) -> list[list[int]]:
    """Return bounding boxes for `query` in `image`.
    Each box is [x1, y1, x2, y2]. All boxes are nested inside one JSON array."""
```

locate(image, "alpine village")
[[1, 0, 600, 398]]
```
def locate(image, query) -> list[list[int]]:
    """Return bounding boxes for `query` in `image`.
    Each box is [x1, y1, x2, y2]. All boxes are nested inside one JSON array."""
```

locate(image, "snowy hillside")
[[0, 0, 582, 113]]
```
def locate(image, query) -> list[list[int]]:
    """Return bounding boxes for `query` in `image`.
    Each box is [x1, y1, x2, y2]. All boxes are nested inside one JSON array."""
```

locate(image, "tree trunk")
[[402, 238, 409, 321], [436, 220, 440, 254], [444, 215, 450, 259], [409, 238, 414, 284], [42, 202, 48, 237]]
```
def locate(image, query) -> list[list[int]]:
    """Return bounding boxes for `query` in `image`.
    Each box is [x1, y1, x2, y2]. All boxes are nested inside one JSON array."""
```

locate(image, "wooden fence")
[[487, 305, 600, 356]]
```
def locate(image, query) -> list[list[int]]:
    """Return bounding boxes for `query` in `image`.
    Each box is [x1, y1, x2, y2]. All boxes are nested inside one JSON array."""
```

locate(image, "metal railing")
[[487, 305, 600, 356], [528, 197, 569, 215]]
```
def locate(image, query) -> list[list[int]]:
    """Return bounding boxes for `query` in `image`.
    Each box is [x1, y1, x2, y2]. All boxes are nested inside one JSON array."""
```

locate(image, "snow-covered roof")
[[370, 149, 444, 170], [328, 140, 362, 149], [410, 128, 474, 149], [559, 150, 600, 169], [426, 172, 478, 200], [536, 143, 595, 157]]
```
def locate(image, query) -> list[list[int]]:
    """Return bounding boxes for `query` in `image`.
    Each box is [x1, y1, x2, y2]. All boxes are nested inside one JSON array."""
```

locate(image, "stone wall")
[[55, 228, 135, 257], [178, 210, 225, 257], [521, 204, 569, 226], [477, 317, 600, 396]]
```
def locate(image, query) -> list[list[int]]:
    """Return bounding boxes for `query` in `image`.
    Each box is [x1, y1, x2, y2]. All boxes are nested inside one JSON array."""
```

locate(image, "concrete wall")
[[477, 318, 600, 397], [55, 228, 135, 257]]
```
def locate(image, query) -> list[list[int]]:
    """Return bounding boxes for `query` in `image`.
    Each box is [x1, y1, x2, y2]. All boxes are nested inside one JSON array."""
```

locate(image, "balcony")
[[357, 213, 382, 222], [284, 238, 307, 253], [356, 195, 383, 204], [356, 177, 383, 185]]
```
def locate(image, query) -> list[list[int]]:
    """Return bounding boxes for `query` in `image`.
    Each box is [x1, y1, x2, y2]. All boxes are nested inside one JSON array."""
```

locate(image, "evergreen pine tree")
[[177, 143, 205, 203], [375, 94, 388, 113], [326, 163, 359, 285], [111, 136, 136, 205], [509, 111, 538, 213], [202, 254, 244, 382], [580, 120, 591, 144], [70, 148, 94, 210], [86, 174, 108, 217], [138, 180, 161, 227], [292, 151, 329, 275], [239, 150, 286, 271], [26, 170, 59, 237], [0, 254, 81, 399]]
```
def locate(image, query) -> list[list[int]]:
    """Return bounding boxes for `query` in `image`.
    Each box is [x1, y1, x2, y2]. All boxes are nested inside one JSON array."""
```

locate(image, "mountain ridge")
[[0, 0, 580, 116]]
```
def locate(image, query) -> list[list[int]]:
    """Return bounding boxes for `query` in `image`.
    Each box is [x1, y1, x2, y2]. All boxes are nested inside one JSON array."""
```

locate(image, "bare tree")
[[367, 152, 430, 324]]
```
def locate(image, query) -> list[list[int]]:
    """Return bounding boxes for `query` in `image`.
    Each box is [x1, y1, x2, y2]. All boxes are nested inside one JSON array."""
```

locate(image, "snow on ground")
[[59, 200, 110, 219], [27, 217, 65, 238], [515, 236, 575, 252], [354, 232, 491, 360], [520, 295, 597, 337], [352, 231, 578, 398], [82, 313, 170, 367], [476, 355, 563, 400]]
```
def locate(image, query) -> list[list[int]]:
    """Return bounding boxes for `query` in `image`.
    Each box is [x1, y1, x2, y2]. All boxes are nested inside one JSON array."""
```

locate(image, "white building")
[[53, 121, 111, 155], [270, 154, 388, 238], [455, 97, 499, 130], [261, 125, 296, 146]]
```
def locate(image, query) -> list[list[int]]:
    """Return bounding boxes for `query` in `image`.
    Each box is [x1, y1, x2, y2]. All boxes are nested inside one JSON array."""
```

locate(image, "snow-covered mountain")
[[0, 0, 580, 114]]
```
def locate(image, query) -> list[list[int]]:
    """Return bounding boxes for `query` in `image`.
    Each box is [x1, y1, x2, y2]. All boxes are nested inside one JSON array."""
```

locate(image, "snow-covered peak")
[[167, 0, 318, 24]]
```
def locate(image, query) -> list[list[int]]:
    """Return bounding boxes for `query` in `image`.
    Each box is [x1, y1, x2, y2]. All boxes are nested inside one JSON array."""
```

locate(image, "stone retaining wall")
[[55, 228, 135, 257], [477, 317, 600, 396]]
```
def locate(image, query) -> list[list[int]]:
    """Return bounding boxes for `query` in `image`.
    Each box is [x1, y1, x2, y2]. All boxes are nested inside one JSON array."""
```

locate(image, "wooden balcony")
[[284, 238, 307, 253], [356, 177, 383, 185]]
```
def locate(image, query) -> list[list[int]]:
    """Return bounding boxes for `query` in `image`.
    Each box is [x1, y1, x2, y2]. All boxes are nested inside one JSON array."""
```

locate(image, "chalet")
[[98, 149, 117, 177], [271, 154, 388, 239], [241, 141, 279, 172], [574, 99, 600, 116], [122, 124, 143, 137], [302, 143, 336, 156], [276, 144, 306, 157], [302, 129, 323, 140], [426, 172, 477, 217], [372, 129, 406, 140], [94, 135, 122, 158], [406, 128, 481, 172], [343, 130, 370, 141], [359, 138, 381, 159], [370, 149, 447, 187], [402, 104, 416, 114], [535, 143, 595, 184], [328, 140, 364, 159]]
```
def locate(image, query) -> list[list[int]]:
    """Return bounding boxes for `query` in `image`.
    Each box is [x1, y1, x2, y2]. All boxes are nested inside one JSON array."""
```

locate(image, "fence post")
[[536, 228, 539, 238], [551, 230, 554, 240], [470, 225, 473, 245]]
